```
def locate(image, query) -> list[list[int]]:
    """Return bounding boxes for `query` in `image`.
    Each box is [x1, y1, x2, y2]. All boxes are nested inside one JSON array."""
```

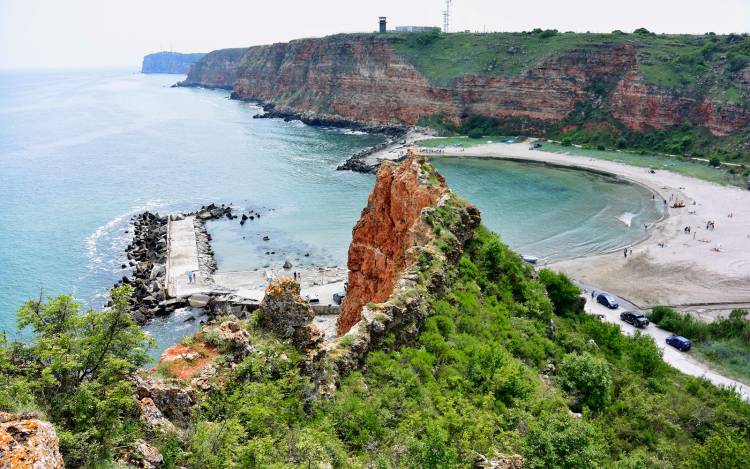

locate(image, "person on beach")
[[591, 290, 595, 299], [187, 271, 192, 284], [624, 248, 628, 258]]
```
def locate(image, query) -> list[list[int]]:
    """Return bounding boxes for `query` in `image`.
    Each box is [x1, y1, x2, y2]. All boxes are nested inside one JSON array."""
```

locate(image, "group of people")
[[186, 270, 199, 284], [706, 221, 717, 231], [292, 271, 302, 282], [623, 247, 634, 258]]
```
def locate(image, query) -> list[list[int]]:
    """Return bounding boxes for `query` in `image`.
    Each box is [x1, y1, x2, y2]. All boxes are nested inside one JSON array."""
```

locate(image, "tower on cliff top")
[[443, 0, 452, 33], [379, 17, 387, 33]]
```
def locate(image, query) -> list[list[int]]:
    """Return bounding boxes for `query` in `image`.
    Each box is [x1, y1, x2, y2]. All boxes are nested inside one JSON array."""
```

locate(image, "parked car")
[[666, 335, 692, 351], [333, 291, 346, 305], [596, 292, 620, 309], [620, 310, 649, 328], [305, 293, 320, 304]]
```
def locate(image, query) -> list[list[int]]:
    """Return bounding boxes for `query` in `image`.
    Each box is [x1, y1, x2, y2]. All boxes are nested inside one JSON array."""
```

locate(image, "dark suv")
[[666, 335, 692, 352], [596, 292, 619, 309], [620, 310, 649, 328]]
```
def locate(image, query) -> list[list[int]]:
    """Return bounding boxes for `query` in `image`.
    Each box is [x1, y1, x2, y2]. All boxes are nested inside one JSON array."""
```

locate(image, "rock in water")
[[188, 294, 210, 308], [283, 260, 292, 270], [0, 412, 64, 468]]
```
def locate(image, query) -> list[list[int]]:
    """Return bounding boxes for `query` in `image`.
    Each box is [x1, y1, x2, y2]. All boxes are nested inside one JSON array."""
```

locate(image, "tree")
[[708, 157, 722, 167], [558, 352, 612, 411], [8, 286, 153, 465]]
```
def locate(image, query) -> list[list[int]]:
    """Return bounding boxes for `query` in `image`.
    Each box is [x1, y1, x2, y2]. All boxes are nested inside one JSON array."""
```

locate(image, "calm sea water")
[[0, 70, 661, 353]]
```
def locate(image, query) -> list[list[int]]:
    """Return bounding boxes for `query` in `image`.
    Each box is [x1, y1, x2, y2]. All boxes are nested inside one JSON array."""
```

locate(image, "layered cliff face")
[[179, 48, 247, 89], [182, 33, 750, 140], [141, 51, 205, 74]]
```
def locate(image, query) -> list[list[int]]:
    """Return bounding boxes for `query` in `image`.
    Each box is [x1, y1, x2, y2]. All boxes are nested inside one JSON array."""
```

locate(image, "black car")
[[620, 310, 649, 328], [666, 335, 692, 352], [596, 292, 619, 309]]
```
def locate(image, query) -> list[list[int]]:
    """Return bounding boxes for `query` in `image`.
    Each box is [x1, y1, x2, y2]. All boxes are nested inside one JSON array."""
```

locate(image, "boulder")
[[118, 440, 163, 469], [283, 260, 292, 270], [133, 375, 196, 429], [188, 294, 210, 308], [259, 278, 314, 340], [138, 397, 177, 435], [0, 412, 64, 468]]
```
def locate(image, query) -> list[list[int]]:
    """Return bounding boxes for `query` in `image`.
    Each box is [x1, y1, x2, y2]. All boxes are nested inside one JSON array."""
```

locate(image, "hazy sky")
[[1, 0, 749, 69]]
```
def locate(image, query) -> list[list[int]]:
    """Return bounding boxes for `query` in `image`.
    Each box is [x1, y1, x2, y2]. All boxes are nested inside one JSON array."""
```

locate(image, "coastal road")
[[581, 286, 750, 401]]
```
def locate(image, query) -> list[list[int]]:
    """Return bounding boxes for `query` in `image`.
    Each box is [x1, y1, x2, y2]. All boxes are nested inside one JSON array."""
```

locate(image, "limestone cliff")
[[141, 52, 205, 74], [180, 33, 750, 140]]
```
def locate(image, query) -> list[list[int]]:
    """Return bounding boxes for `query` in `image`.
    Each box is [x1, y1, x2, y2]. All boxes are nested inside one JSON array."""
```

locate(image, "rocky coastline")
[[116, 204, 235, 324], [336, 140, 399, 173]]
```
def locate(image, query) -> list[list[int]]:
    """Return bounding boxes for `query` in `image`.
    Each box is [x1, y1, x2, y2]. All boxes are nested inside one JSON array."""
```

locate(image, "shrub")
[[682, 430, 750, 469], [709, 157, 722, 167], [467, 128, 484, 139], [627, 332, 664, 377], [538, 269, 582, 316], [558, 352, 613, 411], [523, 412, 606, 468]]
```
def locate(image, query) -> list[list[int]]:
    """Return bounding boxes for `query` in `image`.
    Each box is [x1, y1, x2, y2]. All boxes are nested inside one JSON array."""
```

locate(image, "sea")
[[0, 69, 663, 354]]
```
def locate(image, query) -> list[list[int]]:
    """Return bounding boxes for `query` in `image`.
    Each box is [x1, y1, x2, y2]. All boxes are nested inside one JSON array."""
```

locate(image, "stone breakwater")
[[116, 203, 236, 324]]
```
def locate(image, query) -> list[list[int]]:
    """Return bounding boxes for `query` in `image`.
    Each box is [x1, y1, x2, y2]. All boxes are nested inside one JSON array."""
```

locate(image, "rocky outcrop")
[[259, 278, 314, 335], [118, 440, 163, 469], [178, 48, 247, 89], [141, 52, 205, 74], [338, 150, 448, 334], [182, 34, 750, 138], [0, 412, 63, 469]]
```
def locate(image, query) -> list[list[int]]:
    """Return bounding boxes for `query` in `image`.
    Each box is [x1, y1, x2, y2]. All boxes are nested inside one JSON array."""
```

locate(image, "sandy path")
[[425, 141, 750, 310]]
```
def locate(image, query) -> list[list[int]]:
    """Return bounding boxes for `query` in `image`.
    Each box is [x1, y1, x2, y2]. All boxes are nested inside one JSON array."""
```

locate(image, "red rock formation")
[[183, 35, 750, 138], [337, 152, 448, 335], [0, 412, 63, 468]]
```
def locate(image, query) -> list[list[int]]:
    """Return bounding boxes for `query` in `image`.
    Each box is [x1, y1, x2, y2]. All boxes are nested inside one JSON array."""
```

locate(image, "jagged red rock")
[[337, 153, 448, 335]]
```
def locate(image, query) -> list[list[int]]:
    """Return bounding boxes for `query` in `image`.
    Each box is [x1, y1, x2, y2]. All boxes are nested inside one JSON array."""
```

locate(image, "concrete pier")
[[165, 214, 346, 307]]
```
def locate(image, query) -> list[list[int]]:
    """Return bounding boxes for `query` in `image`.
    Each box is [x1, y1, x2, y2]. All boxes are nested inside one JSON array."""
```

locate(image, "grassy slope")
[[387, 30, 750, 164], [171, 226, 750, 468]]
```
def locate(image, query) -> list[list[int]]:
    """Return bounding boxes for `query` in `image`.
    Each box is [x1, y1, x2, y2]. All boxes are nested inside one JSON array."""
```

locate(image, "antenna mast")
[[443, 0, 452, 33]]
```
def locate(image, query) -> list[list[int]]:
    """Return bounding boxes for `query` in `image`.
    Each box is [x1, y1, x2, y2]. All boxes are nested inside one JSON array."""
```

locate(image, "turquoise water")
[[432, 157, 664, 261], [0, 70, 661, 352]]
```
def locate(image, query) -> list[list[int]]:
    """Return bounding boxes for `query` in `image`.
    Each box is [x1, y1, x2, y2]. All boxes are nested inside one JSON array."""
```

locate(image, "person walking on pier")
[[187, 271, 193, 284]]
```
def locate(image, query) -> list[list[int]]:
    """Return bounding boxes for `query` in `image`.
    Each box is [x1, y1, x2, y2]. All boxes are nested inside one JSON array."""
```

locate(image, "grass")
[[538, 141, 747, 186], [417, 136, 522, 148], [695, 339, 750, 385]]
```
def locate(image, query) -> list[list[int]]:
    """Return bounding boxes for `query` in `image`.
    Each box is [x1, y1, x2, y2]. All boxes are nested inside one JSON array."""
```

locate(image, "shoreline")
[[425, 139, 750, 315]]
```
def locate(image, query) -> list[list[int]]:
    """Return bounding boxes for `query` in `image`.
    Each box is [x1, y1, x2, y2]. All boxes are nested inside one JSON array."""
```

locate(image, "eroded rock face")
[[183, 35, 750, 137], [133, 375, 196, 430], [0, 413, 63, 469], [337, 154, 448, 335], [259, 278, 315, 338]]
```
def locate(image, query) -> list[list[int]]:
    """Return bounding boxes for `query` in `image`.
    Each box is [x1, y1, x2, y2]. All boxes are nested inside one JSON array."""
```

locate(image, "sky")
[[1, 0, 749, 69]]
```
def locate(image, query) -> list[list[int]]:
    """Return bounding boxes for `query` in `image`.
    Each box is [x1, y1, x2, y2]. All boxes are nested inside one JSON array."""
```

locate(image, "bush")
[[538, 269, 582, 316], [709, 157, 722, 167], [682, 430, 750, 469], [558, 352, 613, 411], [523, 412, 606, 468], [627, 332, 664, 377], [467, 128, 484, 139]]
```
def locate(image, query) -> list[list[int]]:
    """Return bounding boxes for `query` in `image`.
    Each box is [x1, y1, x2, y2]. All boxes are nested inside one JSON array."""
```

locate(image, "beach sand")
[[426, 140, 750, 312]]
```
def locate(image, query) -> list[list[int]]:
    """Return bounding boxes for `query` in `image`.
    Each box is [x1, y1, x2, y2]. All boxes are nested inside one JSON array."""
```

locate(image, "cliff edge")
[[141, 52, 205, 74]]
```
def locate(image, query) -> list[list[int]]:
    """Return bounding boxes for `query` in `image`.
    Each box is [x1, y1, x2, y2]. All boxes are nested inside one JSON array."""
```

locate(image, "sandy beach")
[[422, 140, 750, 314]]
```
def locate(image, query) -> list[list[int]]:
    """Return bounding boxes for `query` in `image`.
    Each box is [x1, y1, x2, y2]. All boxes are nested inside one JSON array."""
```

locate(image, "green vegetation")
[[178, 227, 750, 467], [3, 231, 750, 467], [391, 31, 750, 164], [648, 306, 750, 383], [0, 286, 152, 466], [538, 141, 749, 186]]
